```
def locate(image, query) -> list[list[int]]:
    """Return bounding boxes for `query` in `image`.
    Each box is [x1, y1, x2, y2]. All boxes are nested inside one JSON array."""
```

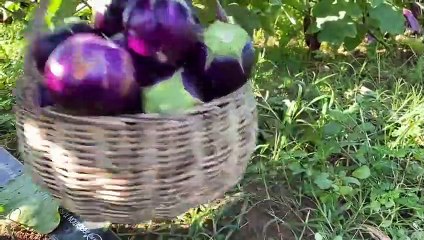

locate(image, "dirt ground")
[[0, 182, 314, 240], [0, 223, 48, 240], [231, 182, 315, 240]]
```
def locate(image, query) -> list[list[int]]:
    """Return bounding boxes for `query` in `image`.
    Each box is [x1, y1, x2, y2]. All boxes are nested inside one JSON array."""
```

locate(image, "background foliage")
[[0, 0, 417, 49]]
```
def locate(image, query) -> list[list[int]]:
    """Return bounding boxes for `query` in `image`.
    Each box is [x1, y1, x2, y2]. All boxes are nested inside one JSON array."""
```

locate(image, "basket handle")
[[215, 0, 228, 23], [16, 0, 50, 109], [25, 0, 50, 74], [28, 0, 50, 52]]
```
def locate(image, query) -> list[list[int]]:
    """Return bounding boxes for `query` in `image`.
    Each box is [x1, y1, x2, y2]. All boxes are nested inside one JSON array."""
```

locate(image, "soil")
[[231, 182, 316, 240], [0, 223, 48, 240]]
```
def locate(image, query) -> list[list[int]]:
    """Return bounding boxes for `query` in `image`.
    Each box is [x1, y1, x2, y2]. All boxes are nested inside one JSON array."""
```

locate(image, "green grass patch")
[[0, 22, 24, 153]]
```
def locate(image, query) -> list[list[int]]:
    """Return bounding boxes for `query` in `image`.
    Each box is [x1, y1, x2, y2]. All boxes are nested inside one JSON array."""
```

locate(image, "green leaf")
[[288, 162, 305, 175], [316, 140, 341, 160], [381, 219, 392, 227], [339, 186, 353, 195], [45, 0, 62, 28], [311, 0, 343, 31], [0, 174, 60, 234], [343, 102, 360, 114], [344, 23, 367, 51], [143, 69, 199, 114], [315, 233, 324, 240], [343, 176, 361, 186], [258, 13, 276, 35], [352, 165, 371, 179], [323, 121, 343, 136], [344, 35, 363, 51], [328, 109, 350, 123], [4, 1, 20, 12], [269, 0, 282, 6], [344, 1, 362, 18], [370, 201, 381, 212], [357, 122, 376, 132], [369, 0, 385, 8], [384, 199, 395, 208], [411, 231, 424, 240], [317, 18, 357, 44], [192, 0, 216, 25], [369, 3, 404, 34], [314, 172, 333, 190], [312, 0, 362, 20], [204, 20, 250, 61], [225, 4, 262, 36], [45, 0, 79, 29]]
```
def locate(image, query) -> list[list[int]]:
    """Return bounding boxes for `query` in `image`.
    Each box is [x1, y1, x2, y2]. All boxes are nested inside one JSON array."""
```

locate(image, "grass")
[[0, 21, 25, 154], [2, 21, 424, 240]]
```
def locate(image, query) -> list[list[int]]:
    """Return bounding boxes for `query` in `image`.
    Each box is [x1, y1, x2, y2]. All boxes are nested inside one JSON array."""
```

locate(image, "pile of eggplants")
[[30, 0, 256, 115]]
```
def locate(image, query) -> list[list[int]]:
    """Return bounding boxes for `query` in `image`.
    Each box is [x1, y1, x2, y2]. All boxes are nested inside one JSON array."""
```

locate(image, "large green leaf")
[[224, 4, 262, 36], [311, 0, 361, 45], [4, 1, 21, 12], [45, 0, 80, 29], [192, 0, 217, 25], [317, 18, 357, 45], [343, 23, 367, 50], [312, 0, 362, 21], [369, 3, 404, 34], [352, 165, 371, 180], [0, 173, 60, 234]]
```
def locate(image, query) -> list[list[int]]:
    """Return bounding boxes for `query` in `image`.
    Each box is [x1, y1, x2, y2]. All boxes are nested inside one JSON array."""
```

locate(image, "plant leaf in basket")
[[143, 67, 204, 114], [0, 173, 60, 234]]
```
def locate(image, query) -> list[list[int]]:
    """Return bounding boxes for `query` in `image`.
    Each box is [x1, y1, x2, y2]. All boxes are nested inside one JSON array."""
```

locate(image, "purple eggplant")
[[124, 0, 202, 66], [403, 8, 422, 34], [43, 33, 141, 115], [191, 21, 255, 101], [92, 0, 128, 37]]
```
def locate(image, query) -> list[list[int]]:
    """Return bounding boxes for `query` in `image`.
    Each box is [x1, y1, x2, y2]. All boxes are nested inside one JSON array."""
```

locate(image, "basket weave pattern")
[[14, 0, 258, 223], [15, 83, 257, 223]]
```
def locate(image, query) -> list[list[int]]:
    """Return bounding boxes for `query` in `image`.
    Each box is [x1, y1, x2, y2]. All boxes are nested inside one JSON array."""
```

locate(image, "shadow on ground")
[[110, 180, 315, 240]]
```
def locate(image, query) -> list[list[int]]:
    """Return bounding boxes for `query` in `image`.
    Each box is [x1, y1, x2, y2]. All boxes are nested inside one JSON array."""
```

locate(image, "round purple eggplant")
[[110, 32, 179, 88], [124, 0, 202, 66], [129, 48, 177, 87], [191, 21, 256, 100], [43, 33, 141, 116]]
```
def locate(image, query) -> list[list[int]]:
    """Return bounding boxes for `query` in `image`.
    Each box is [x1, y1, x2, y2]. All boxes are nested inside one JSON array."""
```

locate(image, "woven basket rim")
[[16, 82, 253, 125]]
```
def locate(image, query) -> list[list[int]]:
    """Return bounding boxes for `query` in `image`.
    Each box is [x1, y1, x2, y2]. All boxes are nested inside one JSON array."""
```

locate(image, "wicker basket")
[[14, 0, 258, 223]]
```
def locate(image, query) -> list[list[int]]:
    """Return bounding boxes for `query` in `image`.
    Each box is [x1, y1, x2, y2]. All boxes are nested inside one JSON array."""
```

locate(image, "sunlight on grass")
[[252, 52, 424, 239], [0, 22, 24, 154]]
